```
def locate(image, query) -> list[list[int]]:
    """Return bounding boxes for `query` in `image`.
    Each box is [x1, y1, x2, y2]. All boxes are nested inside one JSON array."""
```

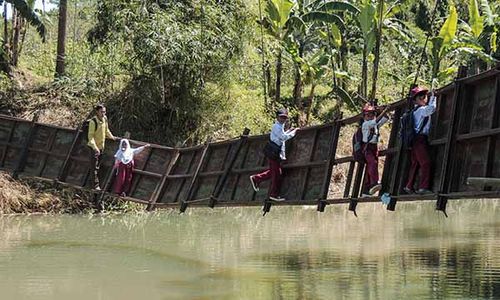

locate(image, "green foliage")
[[1, 0, 46, 40], [87, 0, 252, 144], [2, 0, 499, 146], [469, 0, 484, 38]]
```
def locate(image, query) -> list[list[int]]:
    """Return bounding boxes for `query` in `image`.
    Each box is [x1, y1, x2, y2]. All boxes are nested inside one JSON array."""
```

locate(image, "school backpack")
[[399, 108, 429, 150], [81, 117, 98, 141], [352, 127, 365, 163]]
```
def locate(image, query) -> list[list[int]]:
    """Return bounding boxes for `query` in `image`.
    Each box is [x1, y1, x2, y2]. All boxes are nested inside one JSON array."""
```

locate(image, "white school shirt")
[[270, 121, 297, 160], [413, 95, 437, 135], [362, 116, 389, 144]]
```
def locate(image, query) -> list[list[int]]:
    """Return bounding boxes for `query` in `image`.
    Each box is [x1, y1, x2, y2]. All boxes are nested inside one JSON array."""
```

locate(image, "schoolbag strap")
[[90, 116, 98, 128], [416, 116, 429, 134]]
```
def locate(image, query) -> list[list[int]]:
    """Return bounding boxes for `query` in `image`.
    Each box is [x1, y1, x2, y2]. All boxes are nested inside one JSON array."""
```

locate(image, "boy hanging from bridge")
[[403, 86, 436, 195], [250, 108, 299, 202], [360, 103, 389, 197]]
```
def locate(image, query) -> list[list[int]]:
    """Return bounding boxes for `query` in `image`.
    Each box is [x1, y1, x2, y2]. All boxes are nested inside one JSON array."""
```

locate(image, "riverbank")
[[0, 172, 141, 214]]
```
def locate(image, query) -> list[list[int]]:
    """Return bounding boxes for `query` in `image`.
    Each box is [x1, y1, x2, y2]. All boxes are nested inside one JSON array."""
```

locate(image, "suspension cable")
[[413, 0, 442, 86], [257, 0, 268, 106]]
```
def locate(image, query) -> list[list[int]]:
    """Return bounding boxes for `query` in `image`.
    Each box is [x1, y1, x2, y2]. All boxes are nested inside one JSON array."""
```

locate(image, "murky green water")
[[0, 200, 499, 300]]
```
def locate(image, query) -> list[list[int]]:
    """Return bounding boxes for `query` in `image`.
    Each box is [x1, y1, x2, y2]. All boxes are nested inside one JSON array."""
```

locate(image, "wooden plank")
[[209, 128, 250, 208], [455, 128, 500, 141], [339, 99, 406, 125], [130, 169, 162, 178], [343, 161, 355, 198], [128, 147, 154, 196], [351, 162, 364, 198], [300, 128, 319, 202], [57, 110, 93, 182], [147, 150, 180, 211], [466, 177, 500, 188], [36, 128, 58, 177], [229, 140, 251, 201], [436, 66, 468, 214], [172, 150, 198, 202], [12, 114, 40, 179], [484, 76, 500, 183], [318, 122, 341, 211], [179, 141, 211, 212], [0, 121, 17, 168], [386, 90, 419, 211]]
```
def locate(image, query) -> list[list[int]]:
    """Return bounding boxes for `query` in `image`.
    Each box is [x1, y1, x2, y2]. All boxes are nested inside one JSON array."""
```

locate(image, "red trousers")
[[363, 143, 379, 193], [113, 161, 134, 195], [406, 135, 431, 190], [252, 158, 282, 197]]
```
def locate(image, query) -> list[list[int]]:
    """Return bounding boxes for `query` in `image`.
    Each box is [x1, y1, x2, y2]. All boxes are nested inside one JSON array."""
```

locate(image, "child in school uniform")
[[361, 103, 389, 197], [112, 139, 150, 197]]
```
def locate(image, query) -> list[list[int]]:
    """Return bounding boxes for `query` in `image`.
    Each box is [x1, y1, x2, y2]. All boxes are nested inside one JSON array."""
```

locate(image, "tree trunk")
[[17, 21, 28, 63], [3, 3, 8, 49], [340, 44, 348, 90], [369, 0, 384, 101], [275, 50, 282, 103], [1, 3, 11, 75], [11, 13, 22, 66], [305, 84, 316, 125], [361, 44, 368, 98], [265, 60, 273, 98], [293, 64, 305, 126], [55, 0, 68, 77]]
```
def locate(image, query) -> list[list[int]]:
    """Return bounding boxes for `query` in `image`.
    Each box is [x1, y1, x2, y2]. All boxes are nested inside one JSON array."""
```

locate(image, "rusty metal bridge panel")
[[0, 65, 499, 214]]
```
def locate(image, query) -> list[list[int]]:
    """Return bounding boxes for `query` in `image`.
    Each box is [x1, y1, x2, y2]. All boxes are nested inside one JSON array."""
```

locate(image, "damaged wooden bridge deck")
[[1, 65, 500, 215]]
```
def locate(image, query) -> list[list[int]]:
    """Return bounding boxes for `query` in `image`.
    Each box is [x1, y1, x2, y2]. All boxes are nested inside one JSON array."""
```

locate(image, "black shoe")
[[416, 188, 433, 195], [403, 187, 414, 194]]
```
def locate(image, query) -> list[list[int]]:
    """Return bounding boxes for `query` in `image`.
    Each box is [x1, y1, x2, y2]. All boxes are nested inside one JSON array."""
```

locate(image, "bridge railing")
[[1, 65, 499, 213]]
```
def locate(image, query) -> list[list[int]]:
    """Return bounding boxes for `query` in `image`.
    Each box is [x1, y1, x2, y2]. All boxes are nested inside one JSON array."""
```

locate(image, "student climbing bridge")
[[1, 65, 500, 216]]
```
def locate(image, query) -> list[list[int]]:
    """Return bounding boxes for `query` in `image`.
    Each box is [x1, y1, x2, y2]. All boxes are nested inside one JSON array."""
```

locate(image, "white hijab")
[[114, 139, 134, 164]]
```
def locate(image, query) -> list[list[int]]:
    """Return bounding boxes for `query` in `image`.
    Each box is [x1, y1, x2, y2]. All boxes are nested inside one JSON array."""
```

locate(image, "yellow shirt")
[[87, 116, 114, 151]]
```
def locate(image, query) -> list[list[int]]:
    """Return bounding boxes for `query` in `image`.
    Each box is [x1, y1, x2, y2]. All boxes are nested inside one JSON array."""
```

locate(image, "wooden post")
[[343, 161, 355, 198], [348, 162, 364, 215], [317, 120, 342, 212], [436, 66, 468, 216], [57, 110, 94, 182], [380, 107, 402, 194], [209, 128, 250, 208], [387, 94, 415, 211], [484, 75, 500, 188], [12, 113, 40, 179], [0, 120, 18, 168], [146, 150, 180, 211], [179, 140, 211, 213]]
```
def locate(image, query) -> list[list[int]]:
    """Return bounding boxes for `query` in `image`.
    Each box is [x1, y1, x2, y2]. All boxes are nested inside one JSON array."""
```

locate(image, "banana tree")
[[0, 0, 46, 74], [461, 0, 499, 71], [357, 0, 376, 98], [261, 0, 296, 103], [429, 4, 495, 84], [300, 0, 360, 108], [370, 0, 415, 100], [300, 49, 329, 125]]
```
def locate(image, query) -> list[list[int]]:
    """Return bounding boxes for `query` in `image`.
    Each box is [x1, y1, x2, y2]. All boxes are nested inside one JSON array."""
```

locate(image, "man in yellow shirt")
[[88, 104, 115, 190]]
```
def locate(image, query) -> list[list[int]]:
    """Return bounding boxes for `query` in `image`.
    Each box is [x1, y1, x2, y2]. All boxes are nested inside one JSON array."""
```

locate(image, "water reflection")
[[0, 200, 498, 299]]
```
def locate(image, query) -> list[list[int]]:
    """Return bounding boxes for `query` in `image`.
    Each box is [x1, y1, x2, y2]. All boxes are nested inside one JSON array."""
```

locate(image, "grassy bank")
[[0, 172, 142, 215]]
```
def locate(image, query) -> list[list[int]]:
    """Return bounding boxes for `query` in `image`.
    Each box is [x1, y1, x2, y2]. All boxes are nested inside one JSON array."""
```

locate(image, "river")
[[0, 200, 499, 299]]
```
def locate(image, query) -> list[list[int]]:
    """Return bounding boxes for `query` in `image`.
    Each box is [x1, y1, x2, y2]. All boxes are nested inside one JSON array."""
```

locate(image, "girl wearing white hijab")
[[112, 139, 150, 196]]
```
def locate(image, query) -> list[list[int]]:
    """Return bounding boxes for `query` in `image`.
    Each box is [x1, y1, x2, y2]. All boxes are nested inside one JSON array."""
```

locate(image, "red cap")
[[362, 103, 376, 113], [277, 108, 289, 118], [410, 86, 428, 99]]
